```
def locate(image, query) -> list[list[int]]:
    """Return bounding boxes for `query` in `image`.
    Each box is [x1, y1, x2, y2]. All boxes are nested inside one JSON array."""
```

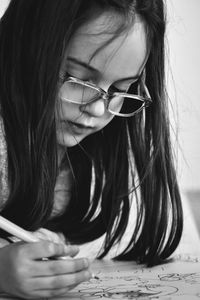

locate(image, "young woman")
[[0, 0, 183, 298]]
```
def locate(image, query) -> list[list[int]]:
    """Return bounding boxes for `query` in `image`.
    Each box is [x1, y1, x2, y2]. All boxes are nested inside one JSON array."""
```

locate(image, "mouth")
[[58, 120, 95, 135], [68, 121, 94, 130]]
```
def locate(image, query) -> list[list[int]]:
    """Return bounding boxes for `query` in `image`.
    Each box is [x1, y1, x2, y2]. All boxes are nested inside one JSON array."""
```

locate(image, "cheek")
[[99, 113, 115, 129], [108, 97, 124, 113], [55, 100, 65, 120], [56, 100, 79, 120]]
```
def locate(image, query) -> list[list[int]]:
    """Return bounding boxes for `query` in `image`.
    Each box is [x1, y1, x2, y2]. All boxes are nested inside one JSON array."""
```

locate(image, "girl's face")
[[56, 10, 147, 147]]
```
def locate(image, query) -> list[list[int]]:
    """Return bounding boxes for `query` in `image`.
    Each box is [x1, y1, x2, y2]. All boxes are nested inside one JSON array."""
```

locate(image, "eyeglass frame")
[[59, 72, 152, 117]]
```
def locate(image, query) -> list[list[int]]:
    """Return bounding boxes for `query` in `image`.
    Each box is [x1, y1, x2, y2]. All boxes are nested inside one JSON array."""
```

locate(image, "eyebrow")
[[67, 56, 141, 82]]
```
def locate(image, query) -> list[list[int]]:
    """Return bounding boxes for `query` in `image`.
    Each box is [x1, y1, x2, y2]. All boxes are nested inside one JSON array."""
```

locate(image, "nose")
[[79, 97, 106, 117]]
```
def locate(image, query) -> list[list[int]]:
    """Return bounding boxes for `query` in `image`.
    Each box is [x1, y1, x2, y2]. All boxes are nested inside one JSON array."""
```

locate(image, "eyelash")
[[62, 71, 93, 86], [110, 81, 139, 93]]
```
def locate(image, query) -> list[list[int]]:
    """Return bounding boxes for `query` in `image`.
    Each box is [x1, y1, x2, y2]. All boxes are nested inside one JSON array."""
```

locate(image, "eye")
[[109, 79, 140, 94], [61, 70, 90, 82]]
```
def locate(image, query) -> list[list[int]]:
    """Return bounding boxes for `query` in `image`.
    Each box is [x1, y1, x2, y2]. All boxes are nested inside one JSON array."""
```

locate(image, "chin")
[[56, 131, 84, 147]]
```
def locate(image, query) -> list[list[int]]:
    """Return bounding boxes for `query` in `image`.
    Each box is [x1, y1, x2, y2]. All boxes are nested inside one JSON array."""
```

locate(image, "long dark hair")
[[0, 0, 183, 265]]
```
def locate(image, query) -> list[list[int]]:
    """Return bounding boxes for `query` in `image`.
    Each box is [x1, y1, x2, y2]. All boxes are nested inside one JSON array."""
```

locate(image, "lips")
[[68, 121, 94, 129], [56, 120, 96, 136]]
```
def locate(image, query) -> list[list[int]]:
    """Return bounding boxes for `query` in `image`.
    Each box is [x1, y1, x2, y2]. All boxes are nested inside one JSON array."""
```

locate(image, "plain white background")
[[167, 0, 200, 191], [0, 0, 199, 192]]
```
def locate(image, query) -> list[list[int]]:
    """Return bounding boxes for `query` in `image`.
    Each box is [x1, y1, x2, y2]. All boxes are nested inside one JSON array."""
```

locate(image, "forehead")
[[65, 10, 148, 81]]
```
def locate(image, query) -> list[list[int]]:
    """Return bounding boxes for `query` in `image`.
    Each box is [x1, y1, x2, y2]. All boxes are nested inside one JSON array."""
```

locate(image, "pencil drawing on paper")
[[1, 265, 200, 299], [65, 267, 200, 299]]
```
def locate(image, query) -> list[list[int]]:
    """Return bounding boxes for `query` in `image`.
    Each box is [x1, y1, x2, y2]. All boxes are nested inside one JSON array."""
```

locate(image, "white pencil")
[[0, 215, 39, 242], [0, 215, 66, 260]]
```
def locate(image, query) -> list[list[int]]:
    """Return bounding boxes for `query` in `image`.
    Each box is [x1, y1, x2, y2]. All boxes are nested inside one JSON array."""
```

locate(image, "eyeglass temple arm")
[[140, 69, 152, 103]]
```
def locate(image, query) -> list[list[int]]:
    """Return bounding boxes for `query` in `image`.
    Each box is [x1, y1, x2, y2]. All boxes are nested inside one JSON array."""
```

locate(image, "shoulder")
[[0, 115, 9, 210]]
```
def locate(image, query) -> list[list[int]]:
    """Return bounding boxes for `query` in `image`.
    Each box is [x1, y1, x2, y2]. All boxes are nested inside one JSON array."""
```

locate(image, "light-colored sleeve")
[[0, 116, 9, 247], [0, 115, 9, 211]]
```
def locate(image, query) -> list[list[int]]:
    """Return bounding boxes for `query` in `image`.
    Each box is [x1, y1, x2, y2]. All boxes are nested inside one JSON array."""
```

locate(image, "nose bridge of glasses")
[[85, 81, 111, 103], [101, 91, 110, 101]]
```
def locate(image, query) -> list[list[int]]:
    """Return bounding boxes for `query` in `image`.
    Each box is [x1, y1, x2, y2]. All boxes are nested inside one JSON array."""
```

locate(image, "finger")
[[32, 229, 52, 242], [65, 244, 79, 257], [25, 240, 79, 260], [0, 238, 10, 248], [33, 269, 92, 290], [57, 244, 80, 258], [33, 228, 65, 244], [31, 257, 90, 277], [57, 232, 68, 244], [28, 284, 80, 299], [34, 229, 77, 253]]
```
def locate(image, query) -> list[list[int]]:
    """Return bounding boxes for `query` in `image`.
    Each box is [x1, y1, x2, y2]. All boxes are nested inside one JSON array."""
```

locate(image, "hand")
[[32, 228, 67, 245], [0, 238, 10, 248], [0, 240, 92, 299]]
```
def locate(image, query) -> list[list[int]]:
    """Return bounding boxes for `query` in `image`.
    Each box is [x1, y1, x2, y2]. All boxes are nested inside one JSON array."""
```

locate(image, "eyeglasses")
[[59, 73, 152, 117]]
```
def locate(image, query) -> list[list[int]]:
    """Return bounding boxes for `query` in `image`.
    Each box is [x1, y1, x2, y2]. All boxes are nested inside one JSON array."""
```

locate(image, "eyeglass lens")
[[60, 81, 101, 103], [60, 81, 145, 115]]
